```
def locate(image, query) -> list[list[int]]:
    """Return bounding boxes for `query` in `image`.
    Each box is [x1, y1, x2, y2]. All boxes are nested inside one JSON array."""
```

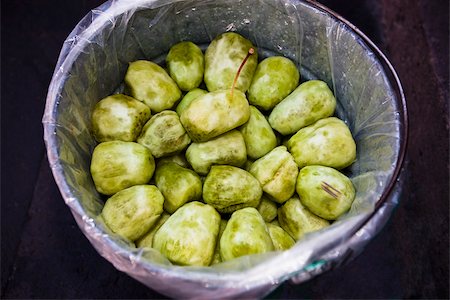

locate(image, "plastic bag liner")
[[42, 0, 407, 298]]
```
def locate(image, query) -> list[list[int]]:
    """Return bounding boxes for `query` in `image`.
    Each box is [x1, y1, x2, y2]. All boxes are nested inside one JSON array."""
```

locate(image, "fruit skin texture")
[[278, 196, 329, 241], [166, 41, 204, 91], [153, 201, 221, 266], [266, 223, 295, 251], [91, 94, 151, 143], [256, 196, 278, 223], [269, 80, 336, 135], [239, 106, 277, 160], [211, 219, 228, 265], [180, 89, 250, 142], [175, 88, 207, 116], [249, 146, 298, 204], [136, 212, 171, 248], [203, 165, 262, 214], [101, 185, 164, 241], [124, 60, 181, 113], [154, 162, 202, 214], [248, 56, 300, 111], [157, 153, 190, 169], [137, 111, 191, 158], [185, 130, 247, 175], [90, 141, 155, 195], [287, 117, 356, 169], [204, 32, 258, 93], [296, 165, 355, 220], [220, 207, 274, 261]]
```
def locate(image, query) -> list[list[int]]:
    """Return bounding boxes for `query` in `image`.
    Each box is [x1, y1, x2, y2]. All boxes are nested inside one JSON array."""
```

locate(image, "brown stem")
[[321, 181, 341, 199], [230, 47, 254, 99]]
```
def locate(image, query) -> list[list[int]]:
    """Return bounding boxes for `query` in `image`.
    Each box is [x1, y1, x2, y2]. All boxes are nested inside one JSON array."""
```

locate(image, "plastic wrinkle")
[[42, 0, 407, 298]]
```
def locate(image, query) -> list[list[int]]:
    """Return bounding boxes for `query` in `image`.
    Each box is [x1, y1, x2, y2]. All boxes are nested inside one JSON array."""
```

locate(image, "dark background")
[[1, 0, 449, 298]]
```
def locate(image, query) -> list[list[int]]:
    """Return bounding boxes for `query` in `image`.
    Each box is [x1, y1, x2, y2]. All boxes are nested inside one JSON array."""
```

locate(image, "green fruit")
[[90, 141, 155, 195], [239, 106, 277, 159], [248, 56, 300, 111], [269, 80, 336, 135], [137, 111, 191, 158], [256, 196, 278, 222], [296, 165, 355, 220], [180, 89, 250, 142], [157, 153, 190, 169], [211, 219, 228, 265], [203, 165, 262, 214], [136, 212, 171, 248], [266, 223, 295, 251], [287, 117, 356, 169], [153, 201, 220, 266], [278, 196, 329, 241], [101, 185, 164, 241], [155, 162, 202, 213], [204, 32, 258, 92], [166, 41, 204, 91], [91, 94, 151, 142], [175, 88, 207, 116], [185, 130, 247, 175], [220, 207, 274, 261], [249, 146, 298, 203], [271, 219, 280, 227], [244, 159, 254, 172], [125, 60, 181, 112]]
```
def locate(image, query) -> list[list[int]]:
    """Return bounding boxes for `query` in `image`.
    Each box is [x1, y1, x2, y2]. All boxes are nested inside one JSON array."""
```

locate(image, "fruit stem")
[[321, 181, 341, 199], [230, 47, 254, 99]]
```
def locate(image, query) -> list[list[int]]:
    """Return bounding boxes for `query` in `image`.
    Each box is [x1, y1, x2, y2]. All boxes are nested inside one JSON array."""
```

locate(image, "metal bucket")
[[43, 0, 407, 298]]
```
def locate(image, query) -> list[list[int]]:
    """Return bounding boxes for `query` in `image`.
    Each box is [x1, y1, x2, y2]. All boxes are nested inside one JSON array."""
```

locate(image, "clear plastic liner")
[[42, 0, 407, 298]]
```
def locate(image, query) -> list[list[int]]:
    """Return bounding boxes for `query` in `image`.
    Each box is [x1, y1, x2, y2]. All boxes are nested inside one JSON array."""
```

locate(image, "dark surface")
[[1, 0, 448, 299]]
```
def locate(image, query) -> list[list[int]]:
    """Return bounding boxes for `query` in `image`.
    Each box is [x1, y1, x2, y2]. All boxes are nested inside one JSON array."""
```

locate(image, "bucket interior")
[[43, 0, 405, 298]]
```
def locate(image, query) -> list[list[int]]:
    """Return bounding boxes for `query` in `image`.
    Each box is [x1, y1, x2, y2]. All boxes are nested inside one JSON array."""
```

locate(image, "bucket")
[[43, 0, 407, 298]]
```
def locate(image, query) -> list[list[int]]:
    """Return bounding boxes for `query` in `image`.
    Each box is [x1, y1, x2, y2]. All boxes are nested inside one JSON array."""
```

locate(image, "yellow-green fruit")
[[239, 106, 277, 159], [269, 80, 336, 135], [256, 196, 278, 222], [244, 159, 254, 172], [249, 146, 298, 203], [157, 153, 190, 169], [220, 207, 274, 261], [211, 219, 228, 265], [203, 165, 262, 214], [271, 219, 280, 227], [153, 201, 220, 266], [101, 185, 164, 241], [136, 212, 171, 248], [266, 223, 295, 251], [185, 130, 247, 175], [204, 32, 258, 92], [91, 94, 151, 142], [287, 117, 356, 169], [248, 56, 299, 111], [278, 196, 329, 241], [166, 41, 204, 91], [124, 60, 181, 112], [90, 141, 155, 195], [154, 162, 202, 213], [296, 165, 355, 220], [180, 89, 250, 142], [137, 111, 191, 158], [175, 88, 207, 116]]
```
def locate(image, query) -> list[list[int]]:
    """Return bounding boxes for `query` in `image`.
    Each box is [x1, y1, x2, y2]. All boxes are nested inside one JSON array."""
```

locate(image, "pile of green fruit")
[[90, 32, 357, 267]]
